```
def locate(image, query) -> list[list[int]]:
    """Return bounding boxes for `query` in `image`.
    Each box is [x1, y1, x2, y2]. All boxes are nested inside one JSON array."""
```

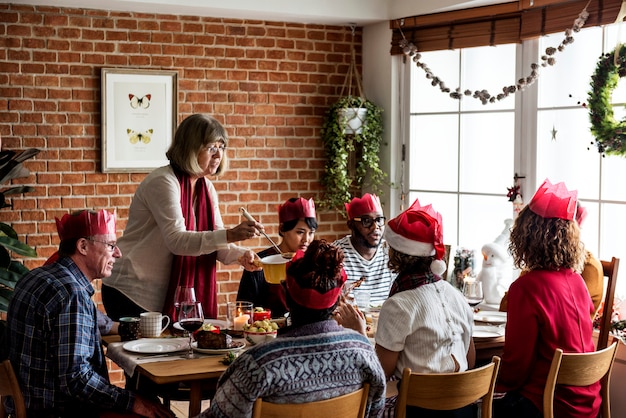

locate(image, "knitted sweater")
[[204, 320, 386, 418]]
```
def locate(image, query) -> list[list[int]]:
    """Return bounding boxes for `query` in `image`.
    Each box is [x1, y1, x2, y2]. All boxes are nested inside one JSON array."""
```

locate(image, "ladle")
[[239, 207, 282, 254]]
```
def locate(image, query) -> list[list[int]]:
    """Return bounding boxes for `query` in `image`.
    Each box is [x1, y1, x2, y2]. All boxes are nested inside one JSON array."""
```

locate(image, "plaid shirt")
[[6, 256, 133, 415]]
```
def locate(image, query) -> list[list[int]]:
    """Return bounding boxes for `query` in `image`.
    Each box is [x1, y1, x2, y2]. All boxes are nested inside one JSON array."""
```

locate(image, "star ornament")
[[551, 125, 558, 141]]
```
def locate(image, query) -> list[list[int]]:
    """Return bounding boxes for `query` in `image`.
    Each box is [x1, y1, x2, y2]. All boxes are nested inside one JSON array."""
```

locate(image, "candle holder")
[[227, 301, 253, 331]]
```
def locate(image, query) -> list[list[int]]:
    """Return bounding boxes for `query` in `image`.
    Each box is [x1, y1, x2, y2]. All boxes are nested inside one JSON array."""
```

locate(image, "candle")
[[234, 314, 250, 330]]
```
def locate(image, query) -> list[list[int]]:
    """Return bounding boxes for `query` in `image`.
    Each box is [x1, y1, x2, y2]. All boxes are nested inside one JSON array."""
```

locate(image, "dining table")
[[103, 333, 244, 417], [472, 303, 506, 366]]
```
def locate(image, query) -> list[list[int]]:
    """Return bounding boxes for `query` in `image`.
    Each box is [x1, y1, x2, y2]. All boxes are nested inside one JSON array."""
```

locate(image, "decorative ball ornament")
[[588, 44, 626, 156]]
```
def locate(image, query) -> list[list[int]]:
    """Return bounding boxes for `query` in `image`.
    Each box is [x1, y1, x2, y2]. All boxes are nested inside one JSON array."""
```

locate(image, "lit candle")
[[233, 314, 250, 330]]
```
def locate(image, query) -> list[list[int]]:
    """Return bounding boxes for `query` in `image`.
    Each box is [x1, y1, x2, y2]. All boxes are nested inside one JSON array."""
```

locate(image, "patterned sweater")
[[203, 320, 386, 418]]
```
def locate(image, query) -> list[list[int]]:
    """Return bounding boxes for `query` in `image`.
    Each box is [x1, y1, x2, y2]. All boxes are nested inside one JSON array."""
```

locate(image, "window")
[[405, 23, 626, 298]]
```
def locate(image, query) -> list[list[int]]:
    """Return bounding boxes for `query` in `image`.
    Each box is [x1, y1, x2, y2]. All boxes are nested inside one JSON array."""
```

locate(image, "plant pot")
[[338, 107, 367, 134]]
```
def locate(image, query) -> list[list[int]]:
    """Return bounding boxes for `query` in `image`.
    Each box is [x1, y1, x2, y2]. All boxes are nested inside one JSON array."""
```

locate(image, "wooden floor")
[[170, 399, 211, 417]]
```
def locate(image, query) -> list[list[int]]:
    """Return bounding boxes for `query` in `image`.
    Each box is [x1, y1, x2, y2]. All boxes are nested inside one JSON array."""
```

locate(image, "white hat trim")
[[384, 227, 436, 257]]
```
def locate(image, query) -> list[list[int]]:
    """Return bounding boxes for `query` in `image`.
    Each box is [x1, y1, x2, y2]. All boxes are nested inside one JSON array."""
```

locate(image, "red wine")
[[467, 299, 483, 307], [179, 319, 203, 332]]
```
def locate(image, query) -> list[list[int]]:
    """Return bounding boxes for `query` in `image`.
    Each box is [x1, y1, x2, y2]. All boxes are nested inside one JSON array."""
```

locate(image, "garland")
[[588, 44, 626, 156]]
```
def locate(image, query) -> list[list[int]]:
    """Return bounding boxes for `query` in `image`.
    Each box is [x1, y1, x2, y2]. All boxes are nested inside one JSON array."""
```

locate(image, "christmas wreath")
[[588, 44, 626, 156]]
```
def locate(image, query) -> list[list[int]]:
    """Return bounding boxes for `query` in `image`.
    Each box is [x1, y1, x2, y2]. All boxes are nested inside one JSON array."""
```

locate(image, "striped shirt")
[[333, 236, 397, 307]]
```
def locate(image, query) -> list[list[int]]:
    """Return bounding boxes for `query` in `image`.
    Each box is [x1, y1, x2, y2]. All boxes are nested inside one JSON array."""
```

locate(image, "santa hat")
[[285, 248, 347, 310], [345, 193, 383, 219], [278, 197, 316, 223], [383, 198, 447, 276], [55, 209, 116, 241], [528, 179, 578, 220]]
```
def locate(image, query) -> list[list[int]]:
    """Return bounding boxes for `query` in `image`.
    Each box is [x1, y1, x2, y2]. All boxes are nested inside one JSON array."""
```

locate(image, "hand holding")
[[227, 220, 263, 243], [131, 395, 176, 418], [239, 250, 262, 271], [334, 297, 367, 336]]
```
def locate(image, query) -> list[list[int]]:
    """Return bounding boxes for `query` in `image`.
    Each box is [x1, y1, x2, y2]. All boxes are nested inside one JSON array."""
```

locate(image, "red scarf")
[[389, 272, 441, 297], [163, 167, 218, 319]]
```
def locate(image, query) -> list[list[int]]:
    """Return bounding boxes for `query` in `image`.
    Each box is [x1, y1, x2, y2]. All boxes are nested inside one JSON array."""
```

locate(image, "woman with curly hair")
[[204, 239, 386, 418], [493, 179, 599, 418]]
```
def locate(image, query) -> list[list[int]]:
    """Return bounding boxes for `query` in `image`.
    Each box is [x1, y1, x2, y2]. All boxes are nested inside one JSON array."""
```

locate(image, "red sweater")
[[496, 268, 599, 417]]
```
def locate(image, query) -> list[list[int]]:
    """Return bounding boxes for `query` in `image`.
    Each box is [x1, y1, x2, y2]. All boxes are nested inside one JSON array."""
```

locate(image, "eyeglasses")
[[86, 237, 117, 252], [352, 216, 386, 228], [206, 144, 226, 155]]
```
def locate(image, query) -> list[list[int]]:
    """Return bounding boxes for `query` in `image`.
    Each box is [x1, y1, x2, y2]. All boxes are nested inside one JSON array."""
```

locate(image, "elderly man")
[[5, 209, 174, 418], [333, 193, 396, 308]]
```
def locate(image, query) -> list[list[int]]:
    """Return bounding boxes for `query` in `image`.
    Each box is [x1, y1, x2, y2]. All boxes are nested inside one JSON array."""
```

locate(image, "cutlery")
[[136, 352, 181, 359], [239, 207, 282, 254]]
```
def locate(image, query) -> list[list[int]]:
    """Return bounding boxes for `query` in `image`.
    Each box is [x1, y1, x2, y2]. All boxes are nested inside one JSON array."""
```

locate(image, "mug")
[[140, 312, 170, 338], [118, 316, 141, 341]]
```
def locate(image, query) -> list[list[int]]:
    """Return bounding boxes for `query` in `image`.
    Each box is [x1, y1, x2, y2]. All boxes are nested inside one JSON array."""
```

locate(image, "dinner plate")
[[123, 338, 188, 354], [473, 325, 505, 339], [474, 311, 507, 324], [191, 341, 246, 355], [173, 319, 229, 331]]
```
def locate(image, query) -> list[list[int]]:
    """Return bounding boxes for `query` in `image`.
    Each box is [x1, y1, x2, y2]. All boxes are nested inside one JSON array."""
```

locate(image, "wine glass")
[[178, 301, 204, 359], [174, 286, 196, 332], [462, 280, 484, 309]]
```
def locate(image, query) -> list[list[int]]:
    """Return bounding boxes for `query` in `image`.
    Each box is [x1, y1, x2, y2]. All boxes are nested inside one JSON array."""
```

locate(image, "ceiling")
[[4, 0, 511, 25]]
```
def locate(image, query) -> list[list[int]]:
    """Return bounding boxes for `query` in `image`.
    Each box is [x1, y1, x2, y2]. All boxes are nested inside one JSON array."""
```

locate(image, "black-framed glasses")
[[352, 216, 386, 228], [206, 144, 226, 155], [86, 237, 117, 252]]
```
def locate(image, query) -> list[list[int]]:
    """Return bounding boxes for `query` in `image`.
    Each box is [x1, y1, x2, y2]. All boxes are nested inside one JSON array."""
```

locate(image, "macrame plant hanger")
[[340, 24, 366, 103]]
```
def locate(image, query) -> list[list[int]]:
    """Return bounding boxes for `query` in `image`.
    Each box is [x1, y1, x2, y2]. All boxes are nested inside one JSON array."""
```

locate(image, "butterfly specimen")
[[129, 94, 151, 109], [127, 128, 153, 144]]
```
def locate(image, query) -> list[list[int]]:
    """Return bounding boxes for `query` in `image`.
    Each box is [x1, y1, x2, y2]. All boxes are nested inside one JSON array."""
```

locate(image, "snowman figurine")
[[477, 242, 511, 305]]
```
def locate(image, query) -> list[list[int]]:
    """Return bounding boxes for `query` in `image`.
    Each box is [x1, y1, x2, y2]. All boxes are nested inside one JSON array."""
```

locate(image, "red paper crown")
[[285, 249, 347, 310], [55, 209, 116, 241], [384, 198, 447, 276], [528, 179, 578, 220], [278, 197, 316, 223], [345, 193, 383, 219]]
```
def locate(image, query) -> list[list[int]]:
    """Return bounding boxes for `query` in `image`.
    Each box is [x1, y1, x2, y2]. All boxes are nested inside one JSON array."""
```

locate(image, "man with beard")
[[333, 194, 396, 308]]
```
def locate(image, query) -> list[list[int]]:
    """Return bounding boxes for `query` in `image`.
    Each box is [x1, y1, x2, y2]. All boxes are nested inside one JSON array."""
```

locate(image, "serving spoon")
[[239, 207, 282, 254]]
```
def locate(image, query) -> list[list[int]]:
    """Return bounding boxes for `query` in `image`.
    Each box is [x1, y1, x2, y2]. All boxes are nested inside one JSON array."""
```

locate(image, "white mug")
[[140, 312, 170, 338]]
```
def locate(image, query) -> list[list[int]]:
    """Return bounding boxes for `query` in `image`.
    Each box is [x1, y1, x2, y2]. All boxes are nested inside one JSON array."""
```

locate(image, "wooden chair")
[[395, 356, 501, 418], [251, 383, 370, 418], [597, 257, 620, 350], [543, 341, 618, 418], [0, 359, 26, 418]]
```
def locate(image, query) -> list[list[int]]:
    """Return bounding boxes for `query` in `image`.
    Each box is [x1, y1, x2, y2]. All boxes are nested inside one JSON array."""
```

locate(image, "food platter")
[[191, 341, 246, 355], [173, 319, 229, 331], [474, 311, 507, 324], [123, 338, 188, 354]]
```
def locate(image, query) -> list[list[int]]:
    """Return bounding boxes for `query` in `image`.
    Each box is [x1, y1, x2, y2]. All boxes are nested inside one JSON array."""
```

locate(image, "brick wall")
[[0, 3, 360, 386]]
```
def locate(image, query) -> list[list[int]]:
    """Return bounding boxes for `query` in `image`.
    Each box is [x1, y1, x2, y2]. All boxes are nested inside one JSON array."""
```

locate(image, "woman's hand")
[[334, 297, 367, 336], [239, 250, 262, 271], [227, 221, 263, 243]]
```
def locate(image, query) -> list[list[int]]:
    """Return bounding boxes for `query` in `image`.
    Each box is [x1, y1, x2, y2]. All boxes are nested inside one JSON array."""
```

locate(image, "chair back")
[[543, 341, 618, 418], [251, 383, 369, 418], [0, 359, 26, 418], [597, 257, 620, 350], [395, 356, 500, 418]]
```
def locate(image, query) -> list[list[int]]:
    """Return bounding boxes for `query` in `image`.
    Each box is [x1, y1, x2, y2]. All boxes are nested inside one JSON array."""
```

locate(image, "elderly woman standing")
[[102, 114, 261, 320], [494, 179, 599, 418], [205, 240, 386, 418]]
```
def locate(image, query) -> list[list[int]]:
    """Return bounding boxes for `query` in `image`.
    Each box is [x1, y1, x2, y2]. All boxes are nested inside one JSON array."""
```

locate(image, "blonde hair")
[[166, 114, 228, 176]]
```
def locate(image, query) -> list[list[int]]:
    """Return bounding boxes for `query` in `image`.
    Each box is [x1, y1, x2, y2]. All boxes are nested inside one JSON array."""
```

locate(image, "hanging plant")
[[588, 44, 626, 156], [320, 95, 384, 211]]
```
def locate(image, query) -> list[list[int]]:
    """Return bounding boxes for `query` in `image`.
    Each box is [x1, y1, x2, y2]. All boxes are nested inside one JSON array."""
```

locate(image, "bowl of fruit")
[[243, 319, 278, 345]]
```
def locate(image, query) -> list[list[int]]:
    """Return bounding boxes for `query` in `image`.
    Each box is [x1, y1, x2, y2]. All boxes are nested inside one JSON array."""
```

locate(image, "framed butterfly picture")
[[101, 68, 178, 172]]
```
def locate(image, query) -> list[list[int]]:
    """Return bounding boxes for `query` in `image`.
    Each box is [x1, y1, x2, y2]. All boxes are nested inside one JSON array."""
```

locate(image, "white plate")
[[191, 341, 246, 355], [474, 311, 507, 324], [473, 325, 505, 339], [123, 338, 188, 354], [173, 319, 229, 331]]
